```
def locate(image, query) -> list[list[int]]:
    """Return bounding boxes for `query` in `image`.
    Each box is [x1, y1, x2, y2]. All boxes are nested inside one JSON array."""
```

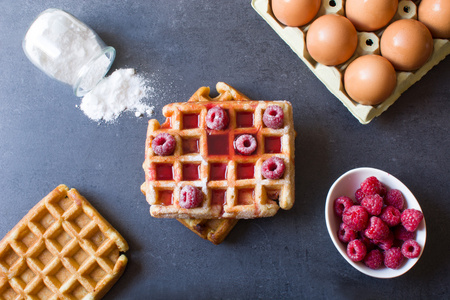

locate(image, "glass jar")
[[23, 8, 115, 96]]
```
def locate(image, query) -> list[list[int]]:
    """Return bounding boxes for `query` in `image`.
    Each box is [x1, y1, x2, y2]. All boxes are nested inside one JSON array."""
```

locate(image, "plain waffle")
[[141, 82, 295, 219], [0, 185, 128, 300]]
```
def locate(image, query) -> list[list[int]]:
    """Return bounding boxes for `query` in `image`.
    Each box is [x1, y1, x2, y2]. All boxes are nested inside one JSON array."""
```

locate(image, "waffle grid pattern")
[[0, 185, 128, 300], [142, 82, 295, 219]]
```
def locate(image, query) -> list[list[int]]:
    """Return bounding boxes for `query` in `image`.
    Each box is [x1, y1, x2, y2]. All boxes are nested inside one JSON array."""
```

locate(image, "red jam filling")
[[158, 190, 173, 205], [237, 189, 255, 205], [183, 113, 199, 129], [264, 136, 282, 153], [182, 163, 200, 181], [207, 134, 229, 155], [160, 117, 171, 129], [211, 189, 227, 206], [236, 111, 254, 128], [237, 163, 255, 179], [155, 164, 173, 180], [182, 138, 199, 154], [210, 163, 228, 180]]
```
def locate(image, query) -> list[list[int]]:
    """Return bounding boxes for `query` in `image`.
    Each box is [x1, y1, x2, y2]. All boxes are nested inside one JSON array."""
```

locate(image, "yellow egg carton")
[[251, 0, 450, 124]]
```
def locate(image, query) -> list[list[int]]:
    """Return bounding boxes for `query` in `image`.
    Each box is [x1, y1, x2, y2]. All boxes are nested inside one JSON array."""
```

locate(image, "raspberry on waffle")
[[0, 185, 128, 299], [141, 82, 296, 219]]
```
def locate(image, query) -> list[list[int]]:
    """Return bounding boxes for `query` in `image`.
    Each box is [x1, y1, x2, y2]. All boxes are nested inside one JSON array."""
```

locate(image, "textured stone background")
[[0, 1, 449, 299]]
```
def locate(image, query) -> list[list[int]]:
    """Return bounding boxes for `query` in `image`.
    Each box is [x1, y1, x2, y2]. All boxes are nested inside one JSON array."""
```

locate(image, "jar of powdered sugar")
[[23, 8, 115, 96]]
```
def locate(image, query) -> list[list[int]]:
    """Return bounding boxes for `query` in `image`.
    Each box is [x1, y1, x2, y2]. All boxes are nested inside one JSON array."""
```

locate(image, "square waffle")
[[0, 185, 128, 300], [141, 82, 296, 219], [252, 0, 450, 124]]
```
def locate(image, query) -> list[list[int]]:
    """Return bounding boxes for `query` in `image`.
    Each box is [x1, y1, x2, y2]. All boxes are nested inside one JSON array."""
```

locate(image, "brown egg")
[[418, 0, 450, 39], [271, 0, 321, 27], [344, 55, 397, 106], [345, 0, 398, 32], [306, 14, 358, 66], [380, 19, 434, 71]]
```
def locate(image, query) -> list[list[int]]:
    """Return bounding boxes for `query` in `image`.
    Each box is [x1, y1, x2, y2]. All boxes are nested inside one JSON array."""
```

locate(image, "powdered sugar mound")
[[80, 68, 154, 122]]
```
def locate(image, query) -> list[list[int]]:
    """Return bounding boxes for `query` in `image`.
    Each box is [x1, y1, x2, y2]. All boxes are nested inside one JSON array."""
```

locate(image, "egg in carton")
[[252, 0, 450, 124]]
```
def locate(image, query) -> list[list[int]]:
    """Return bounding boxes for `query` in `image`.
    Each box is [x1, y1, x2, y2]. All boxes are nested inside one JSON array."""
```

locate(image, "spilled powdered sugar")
[[79, 68, 154, 122]]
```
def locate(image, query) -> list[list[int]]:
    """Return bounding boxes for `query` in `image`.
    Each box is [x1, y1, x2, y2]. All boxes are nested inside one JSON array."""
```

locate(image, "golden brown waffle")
[[252, 0, 450, 124], [141, 82, 296, 219], [0, 185, 128, 300], [177, 218, 239, 245]]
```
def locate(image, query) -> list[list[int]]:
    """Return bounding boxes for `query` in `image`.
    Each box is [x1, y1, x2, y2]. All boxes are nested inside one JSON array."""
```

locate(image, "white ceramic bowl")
[[325, 167, 426, 278]]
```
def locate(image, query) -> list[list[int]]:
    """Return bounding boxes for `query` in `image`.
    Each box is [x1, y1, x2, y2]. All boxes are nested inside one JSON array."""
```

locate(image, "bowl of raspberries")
[[325, 167, 426, 278]]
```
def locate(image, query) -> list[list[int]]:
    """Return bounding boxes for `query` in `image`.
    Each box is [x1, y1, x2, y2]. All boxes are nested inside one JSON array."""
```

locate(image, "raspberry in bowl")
[[325, 167, 426, 278]]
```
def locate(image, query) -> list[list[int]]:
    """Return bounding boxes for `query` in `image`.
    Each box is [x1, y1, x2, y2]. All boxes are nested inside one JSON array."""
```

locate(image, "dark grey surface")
[[1, 1, 449, 299]]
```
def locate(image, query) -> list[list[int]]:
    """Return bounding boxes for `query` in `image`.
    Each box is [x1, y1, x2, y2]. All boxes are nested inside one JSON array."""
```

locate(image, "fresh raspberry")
[[379, 184, 387, 198], [338, 222, 358, 243], [334, 196, 354, 217], [364, 216, 390, 240], [384, 247, 404, 269], [394, 225, 415, 241], [360, 176, 382, 196], [347, 239, 367, 262], [401, 209, 424, 232], [385, 189, 405, 211], [359, 233, 375, 252], [373, 230, 394, 250], [179, 185, 203, 209], [401, 239, 421, 259], [379, 206, 401, 227], [363, 249, 384, 270], [354, 188, 365, 203], [263, 105, 284, 129], [261, 157, 285, 179], [152, 133, 176, 156], [361, 194, 383, 216], [234, 134, 257, 155], [206, 106, 229, 130], [342, 205, 369, 231]]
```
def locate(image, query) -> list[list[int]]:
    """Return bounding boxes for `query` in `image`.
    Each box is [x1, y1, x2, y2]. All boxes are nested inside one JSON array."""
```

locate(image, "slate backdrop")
[[1, 1, 449, 299]]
